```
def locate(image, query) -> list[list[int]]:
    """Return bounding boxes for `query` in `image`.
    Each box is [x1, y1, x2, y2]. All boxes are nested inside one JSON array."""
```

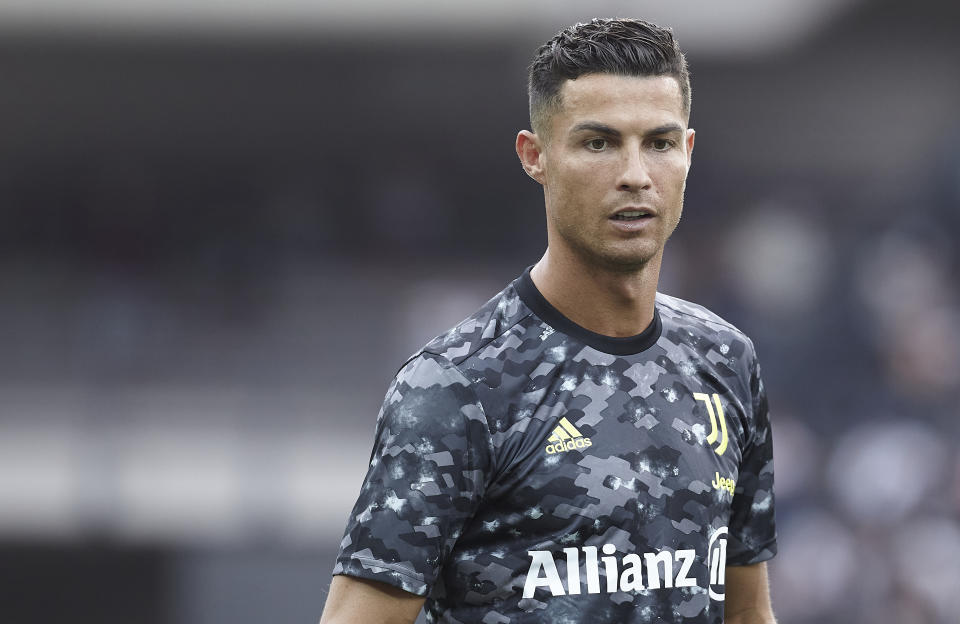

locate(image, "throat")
[[530, 257, 659, 338]]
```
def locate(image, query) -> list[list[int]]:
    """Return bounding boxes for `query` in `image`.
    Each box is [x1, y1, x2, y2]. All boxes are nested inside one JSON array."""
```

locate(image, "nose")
[[616, 144, 653, 191]]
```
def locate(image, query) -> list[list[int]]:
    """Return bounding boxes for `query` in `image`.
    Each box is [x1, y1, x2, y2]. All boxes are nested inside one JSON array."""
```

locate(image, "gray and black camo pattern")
[[334, 272, 776, 623]]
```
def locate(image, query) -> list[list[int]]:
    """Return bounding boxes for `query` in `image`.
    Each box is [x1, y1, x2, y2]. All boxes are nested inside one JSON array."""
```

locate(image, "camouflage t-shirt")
[[333, 267, 776, 623]]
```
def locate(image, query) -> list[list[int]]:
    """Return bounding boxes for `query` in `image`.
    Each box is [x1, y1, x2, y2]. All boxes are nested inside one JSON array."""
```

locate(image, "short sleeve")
[[332, 352, 492, 595], [726, 347, 777, 566]]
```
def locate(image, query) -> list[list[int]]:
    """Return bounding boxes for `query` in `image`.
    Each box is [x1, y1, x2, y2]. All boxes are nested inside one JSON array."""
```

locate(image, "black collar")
[[516, 266, 662, 356]]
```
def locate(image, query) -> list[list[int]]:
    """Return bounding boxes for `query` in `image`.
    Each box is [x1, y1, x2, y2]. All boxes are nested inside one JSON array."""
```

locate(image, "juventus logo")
[[693, 393, 728, 455]]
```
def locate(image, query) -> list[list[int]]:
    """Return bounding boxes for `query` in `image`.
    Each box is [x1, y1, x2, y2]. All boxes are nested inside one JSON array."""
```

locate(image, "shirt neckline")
[[515, 265, 662, 356]]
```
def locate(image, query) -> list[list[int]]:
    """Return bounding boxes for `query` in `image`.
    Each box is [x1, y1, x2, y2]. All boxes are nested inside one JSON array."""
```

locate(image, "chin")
[[558, 230, 661, 272], [604, 239, 661, 265], [587, 247, 658, 273]]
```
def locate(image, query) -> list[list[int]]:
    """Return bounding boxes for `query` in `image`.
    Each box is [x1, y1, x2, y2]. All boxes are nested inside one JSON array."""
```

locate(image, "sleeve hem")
[[334, 556, 432, 597], [725, 538, 778, 567]]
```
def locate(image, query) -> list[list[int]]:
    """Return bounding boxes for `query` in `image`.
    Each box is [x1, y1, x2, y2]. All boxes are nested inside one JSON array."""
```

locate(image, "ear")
[[685, 128, 695, 170], [516, 130, 546, 185]]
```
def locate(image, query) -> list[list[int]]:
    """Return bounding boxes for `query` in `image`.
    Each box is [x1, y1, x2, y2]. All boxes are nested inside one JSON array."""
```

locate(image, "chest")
[[477, 347, 749, 539]]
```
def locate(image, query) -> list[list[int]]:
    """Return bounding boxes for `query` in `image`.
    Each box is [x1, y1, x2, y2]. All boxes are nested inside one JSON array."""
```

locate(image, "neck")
[[530, 246, 661, 337]]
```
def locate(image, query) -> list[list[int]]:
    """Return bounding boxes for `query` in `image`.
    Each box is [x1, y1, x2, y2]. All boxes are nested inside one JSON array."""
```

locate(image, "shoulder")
[[381, 279, 535, 420], [655, 291, 747, 335], [403, 279, 535, 372], [655, 291, 759, 360], [377, 283, 535, 453], [379, 351, 491, 446]]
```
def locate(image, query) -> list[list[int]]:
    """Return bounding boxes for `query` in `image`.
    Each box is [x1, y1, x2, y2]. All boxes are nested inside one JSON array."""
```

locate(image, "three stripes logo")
[[544, 417, 593, 454], [693, 393, 728, 455]]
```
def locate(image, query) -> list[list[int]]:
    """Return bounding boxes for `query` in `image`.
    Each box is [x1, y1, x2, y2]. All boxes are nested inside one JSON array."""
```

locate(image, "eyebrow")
[[569, 122, 684, 137]]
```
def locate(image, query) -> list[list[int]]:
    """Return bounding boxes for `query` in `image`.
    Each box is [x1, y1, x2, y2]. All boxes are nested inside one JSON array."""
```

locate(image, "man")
[[321, 18, 776, 624]]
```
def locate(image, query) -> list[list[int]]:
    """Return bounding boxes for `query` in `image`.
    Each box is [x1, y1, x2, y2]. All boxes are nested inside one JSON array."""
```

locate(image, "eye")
[[586, 138, 608, 151], [651, 138, 675, 151]]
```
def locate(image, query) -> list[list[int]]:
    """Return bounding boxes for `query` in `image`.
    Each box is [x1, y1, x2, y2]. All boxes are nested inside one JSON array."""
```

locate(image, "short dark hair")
[[528, 18, 691, 136]]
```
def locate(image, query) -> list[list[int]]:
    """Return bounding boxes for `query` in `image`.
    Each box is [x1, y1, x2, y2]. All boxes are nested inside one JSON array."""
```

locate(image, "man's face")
[[529, 73, 695, 271]]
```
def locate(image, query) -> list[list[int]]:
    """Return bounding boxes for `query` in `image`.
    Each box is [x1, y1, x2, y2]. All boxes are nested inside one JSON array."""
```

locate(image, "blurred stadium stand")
[[0, 0, 958, 622]]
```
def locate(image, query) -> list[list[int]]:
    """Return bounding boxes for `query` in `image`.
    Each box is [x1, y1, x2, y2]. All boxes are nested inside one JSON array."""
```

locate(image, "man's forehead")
[[554, 73, 686, 130]]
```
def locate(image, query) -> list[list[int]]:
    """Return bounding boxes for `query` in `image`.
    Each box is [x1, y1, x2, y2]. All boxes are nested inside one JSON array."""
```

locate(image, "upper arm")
[[332, 354, 493, 596], [727, 345, 777, 566], [319, 575, 425, 624], [724, 562, 776, 624], [724, 347, 777, 622]]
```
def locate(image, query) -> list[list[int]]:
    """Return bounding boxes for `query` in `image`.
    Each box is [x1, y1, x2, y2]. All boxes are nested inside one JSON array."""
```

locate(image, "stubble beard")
[[554, 221, 660, 275], [552, 205, 683, 276]]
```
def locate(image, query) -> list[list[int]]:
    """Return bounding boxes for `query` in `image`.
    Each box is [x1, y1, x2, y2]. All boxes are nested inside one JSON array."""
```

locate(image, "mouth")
[[610, 208, 654, 222]]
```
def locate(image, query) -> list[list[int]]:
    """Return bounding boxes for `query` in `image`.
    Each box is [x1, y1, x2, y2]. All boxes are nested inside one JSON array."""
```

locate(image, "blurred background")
[[1, 0, 958, 622]]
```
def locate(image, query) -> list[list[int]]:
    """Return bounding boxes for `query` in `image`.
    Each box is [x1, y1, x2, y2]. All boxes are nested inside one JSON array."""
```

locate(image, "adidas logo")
[[545, 417, 592, 454]]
